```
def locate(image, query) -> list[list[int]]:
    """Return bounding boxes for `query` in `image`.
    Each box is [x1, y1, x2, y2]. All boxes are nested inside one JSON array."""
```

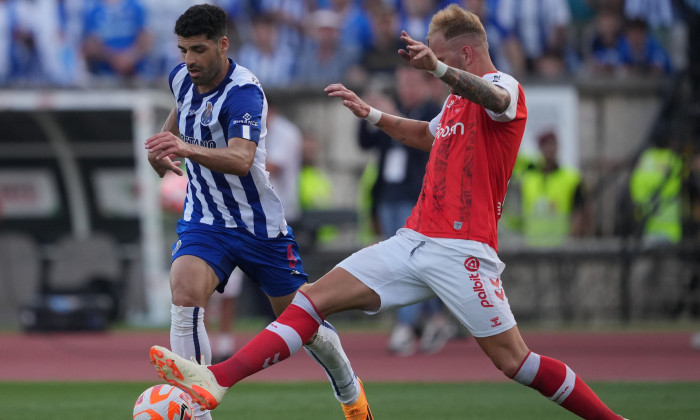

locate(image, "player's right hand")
[[146, 132, 184, 177], [399, 30, 438, 72]]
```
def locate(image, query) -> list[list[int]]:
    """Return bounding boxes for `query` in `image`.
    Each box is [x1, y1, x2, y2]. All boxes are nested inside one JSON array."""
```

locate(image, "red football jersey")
[[405, 72, 527, 251]]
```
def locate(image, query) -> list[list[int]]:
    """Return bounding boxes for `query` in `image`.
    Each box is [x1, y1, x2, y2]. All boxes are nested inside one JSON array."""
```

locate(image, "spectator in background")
[[623, 0, 674, 29], [293, 9, 360, 86], [0, 0, 11, 85], [629, 139, 683, 244], [82, 0, 153, 84], [214, 0, 248, 52], [265, 103, 303, 229], [253, 0, 309, 50], [2, 0, 86, 87], [679, 0, 700, 108], [496, 0, 576, 76], [521, 130, 588, 247], [462, 0, 518, 75], [584, 7, 624, 76], [353, 2, 404, 86], [298, 131, 337, 246], [141, 0, 198, 84], [397, 0, 436, 43], [359, 65, 454, 355], [235, 12, 295, 88], [4, 0, 40, 85], [618, 18, 672, 77], [328, 0, 373, 57]]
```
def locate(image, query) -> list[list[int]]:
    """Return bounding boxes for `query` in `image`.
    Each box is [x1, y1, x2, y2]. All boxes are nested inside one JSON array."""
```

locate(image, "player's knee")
[[487, 352, 526, 378], [171, 283, 211, 307], [499, 359, 523, 379]]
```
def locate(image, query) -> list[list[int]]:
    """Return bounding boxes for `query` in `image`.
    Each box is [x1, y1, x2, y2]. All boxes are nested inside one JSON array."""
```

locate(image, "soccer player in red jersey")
[[151, 4, 626, 419]]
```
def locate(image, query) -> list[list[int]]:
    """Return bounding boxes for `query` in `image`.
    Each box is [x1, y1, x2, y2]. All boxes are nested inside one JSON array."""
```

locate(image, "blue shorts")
[[171, 221, 308, 297]]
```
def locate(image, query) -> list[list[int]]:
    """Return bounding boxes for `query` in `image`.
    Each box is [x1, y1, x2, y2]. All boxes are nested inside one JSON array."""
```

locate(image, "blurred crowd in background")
[[1, 0, 698, 90]]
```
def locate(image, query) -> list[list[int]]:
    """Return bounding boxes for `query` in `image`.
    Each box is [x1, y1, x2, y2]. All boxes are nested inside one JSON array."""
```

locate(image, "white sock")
[[170, 304, 212, 419], [303, 321, 361, 404]]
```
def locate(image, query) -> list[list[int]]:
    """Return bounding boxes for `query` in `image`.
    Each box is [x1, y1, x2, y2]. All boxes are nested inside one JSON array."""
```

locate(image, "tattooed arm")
[[439, 68, 509, 114], [399, 30, 510, 114]]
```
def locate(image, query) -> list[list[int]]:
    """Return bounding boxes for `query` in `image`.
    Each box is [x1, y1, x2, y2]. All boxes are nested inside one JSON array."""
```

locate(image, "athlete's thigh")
[[336, 232, 435, 314], [267, 291, 297, 316], [170, 255, 219, 307], [417, 245, 516, 338], [171, 223, 237, 297]]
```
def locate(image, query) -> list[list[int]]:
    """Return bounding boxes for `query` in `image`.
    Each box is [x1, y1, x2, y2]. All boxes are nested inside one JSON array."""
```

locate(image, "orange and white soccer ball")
[[133, 384, 194, 420]]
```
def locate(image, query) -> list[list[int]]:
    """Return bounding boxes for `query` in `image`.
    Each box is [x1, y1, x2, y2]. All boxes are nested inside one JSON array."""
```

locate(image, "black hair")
[[175, 4, 227, 40]]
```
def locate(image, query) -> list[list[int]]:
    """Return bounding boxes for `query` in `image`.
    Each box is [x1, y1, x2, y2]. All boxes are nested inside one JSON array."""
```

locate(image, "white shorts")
[[337, 228, 517, 337]]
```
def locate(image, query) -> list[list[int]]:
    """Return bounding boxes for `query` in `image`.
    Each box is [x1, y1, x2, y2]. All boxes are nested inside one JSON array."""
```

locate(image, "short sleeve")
[[483, 72, 520, 122], [224, 84, 264, 144], [428, 96, 450, 136]]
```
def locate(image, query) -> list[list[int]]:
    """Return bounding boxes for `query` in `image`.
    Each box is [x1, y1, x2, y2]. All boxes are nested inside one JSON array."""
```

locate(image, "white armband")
[[430, 61, 448, 78], [363, 106, 382, 125]]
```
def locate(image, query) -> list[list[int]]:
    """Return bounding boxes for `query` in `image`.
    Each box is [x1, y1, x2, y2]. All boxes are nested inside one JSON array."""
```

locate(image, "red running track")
[[1, 331, 699, 382]]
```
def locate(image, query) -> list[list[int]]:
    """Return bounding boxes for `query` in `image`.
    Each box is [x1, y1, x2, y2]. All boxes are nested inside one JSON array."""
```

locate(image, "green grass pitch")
[[1, 381, 698, 419]]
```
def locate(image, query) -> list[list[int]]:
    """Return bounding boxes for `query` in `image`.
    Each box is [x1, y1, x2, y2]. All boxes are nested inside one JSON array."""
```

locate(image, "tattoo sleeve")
[[440, 67, 509, 113]]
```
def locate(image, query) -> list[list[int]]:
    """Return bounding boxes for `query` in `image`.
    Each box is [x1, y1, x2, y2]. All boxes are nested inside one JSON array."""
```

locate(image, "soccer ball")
[[133, 384, 195, 420]]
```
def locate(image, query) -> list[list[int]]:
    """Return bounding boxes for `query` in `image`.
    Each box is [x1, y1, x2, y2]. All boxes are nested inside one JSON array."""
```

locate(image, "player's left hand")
[[146, 131, 191, 161], [398, 30, 438, 72]]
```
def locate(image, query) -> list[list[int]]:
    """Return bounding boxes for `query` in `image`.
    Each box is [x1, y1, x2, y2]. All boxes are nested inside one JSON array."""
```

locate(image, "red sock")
[[511, 352, 621, 420], [209, 292, 323, 387]]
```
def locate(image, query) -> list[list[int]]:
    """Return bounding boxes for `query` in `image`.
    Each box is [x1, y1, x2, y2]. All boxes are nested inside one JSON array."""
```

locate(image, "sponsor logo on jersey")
[[232, 112, 259, 127], [436, 122, 465, 138], [200, 101, 214, 126], [181, 134, 216, 148], [491, 317, 502, 327]]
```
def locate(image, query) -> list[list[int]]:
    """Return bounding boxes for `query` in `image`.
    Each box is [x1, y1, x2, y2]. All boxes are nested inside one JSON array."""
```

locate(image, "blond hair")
[[427, 4, 486, 45]]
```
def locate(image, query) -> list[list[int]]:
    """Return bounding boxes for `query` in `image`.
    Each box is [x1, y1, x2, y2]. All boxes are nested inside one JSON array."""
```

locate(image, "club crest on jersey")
[[201, 101, 214, 126], [464, 257, 480, 272]]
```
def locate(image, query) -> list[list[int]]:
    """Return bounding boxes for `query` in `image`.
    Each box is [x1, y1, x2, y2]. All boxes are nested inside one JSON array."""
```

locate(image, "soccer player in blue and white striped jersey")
[[145, 5, 370, 419]]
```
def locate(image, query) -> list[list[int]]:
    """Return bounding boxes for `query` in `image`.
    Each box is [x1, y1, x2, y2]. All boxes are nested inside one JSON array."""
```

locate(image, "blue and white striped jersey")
[[169, 59, 287, 238]]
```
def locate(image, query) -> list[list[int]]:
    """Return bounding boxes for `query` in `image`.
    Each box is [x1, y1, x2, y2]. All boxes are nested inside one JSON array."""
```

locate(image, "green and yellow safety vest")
[[521, 167, 581, 247], [629, 148, 682, 243]]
